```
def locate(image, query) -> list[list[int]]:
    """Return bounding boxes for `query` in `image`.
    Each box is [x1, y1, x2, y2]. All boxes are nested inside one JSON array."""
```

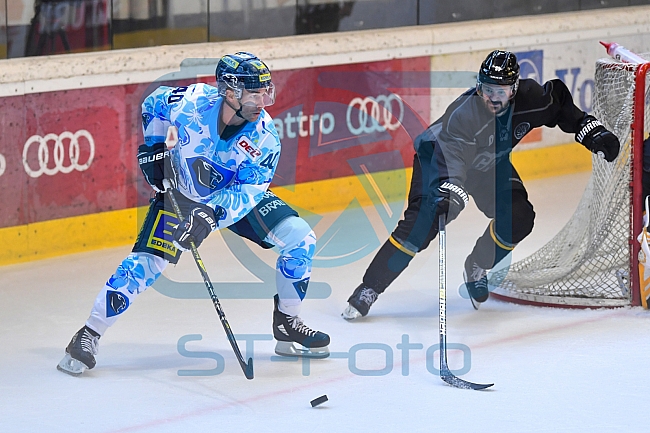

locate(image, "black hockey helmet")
[[216, 52, 275, 104], [477, 50, 519, 98]]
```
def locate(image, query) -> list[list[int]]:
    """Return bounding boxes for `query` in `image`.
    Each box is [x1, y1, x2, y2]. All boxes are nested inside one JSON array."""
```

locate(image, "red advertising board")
[[0, 57, 431, 229], [0, 84, 149, 228], [268, 57, 431, 186]]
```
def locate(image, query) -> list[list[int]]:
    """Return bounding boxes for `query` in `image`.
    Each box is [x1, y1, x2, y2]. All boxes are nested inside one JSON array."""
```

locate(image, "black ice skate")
[[273, 295, 330, 358], [57, 326, 100, 376], [341, 284, 379, 320], [463, 255, 490, 310]]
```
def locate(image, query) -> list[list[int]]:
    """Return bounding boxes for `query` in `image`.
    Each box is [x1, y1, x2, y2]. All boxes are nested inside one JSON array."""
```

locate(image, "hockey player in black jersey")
[[343, 50, 620, 318]]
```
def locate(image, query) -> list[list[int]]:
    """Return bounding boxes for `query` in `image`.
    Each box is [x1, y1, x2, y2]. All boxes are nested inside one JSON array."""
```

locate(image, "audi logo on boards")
[[346, 93, 404, 136], [22, 130, 95, 178]]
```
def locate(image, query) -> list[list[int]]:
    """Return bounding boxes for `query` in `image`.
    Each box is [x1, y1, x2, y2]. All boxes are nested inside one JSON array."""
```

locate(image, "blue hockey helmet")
[[216, 52, 275, 105]]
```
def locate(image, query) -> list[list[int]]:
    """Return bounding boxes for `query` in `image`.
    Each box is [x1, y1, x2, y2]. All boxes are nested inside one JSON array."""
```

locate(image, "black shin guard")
[[362, 237, 415, 293]]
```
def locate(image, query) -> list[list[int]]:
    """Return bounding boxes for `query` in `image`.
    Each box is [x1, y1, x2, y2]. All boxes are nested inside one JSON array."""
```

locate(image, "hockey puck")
[[310, 395, 328, 407]]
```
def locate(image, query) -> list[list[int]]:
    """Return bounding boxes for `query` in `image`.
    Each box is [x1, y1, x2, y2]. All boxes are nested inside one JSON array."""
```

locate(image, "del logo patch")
[[236, 136, 262, 161]]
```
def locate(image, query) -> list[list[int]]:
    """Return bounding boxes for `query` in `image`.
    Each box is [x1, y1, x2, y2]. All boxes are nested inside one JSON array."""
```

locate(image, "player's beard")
[[487, 99, 507, 114], [239, 104, 262, 122]]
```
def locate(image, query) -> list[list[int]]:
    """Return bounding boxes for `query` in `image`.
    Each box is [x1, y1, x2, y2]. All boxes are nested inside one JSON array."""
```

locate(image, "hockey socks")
[[464, 222, 516, 308], [363, 237, 415, 293], [471, 221, 516, 271], [342, 237, 415, 320]]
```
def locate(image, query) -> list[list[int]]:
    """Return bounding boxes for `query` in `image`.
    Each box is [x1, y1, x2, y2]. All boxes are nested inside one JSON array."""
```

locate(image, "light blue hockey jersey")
[[141, 83, 281, 229]]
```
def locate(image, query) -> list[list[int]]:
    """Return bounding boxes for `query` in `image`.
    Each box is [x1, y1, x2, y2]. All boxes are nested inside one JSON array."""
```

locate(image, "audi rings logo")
[[346, 93, 404, 135], [22, 130, 95, 178]]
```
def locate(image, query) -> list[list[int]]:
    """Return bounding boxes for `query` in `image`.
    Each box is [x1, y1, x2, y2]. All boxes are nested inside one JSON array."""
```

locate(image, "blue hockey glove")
[[137, 142, 176, 192], [575, 115, 620, 162], [430, 181, 469, 224], [172, 204, 224, 251]]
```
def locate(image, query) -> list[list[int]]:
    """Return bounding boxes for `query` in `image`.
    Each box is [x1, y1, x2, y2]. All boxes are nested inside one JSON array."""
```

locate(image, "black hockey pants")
[[362, 153, 536, 293]]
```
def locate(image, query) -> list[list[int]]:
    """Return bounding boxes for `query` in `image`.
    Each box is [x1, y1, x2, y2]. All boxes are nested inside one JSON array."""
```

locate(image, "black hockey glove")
[[575, 115, 620, 162], [429, 181, 469, 224], [172, 204, 225, 251], [137, 142, 177, 192]]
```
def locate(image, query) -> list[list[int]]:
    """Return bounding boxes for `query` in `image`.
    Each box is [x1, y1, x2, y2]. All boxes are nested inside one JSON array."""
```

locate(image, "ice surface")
[[1, 172, 649, 433]]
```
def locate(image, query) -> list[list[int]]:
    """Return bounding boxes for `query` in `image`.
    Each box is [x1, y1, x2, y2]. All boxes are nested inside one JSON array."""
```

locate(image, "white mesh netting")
[[488, 58, 649, 307]]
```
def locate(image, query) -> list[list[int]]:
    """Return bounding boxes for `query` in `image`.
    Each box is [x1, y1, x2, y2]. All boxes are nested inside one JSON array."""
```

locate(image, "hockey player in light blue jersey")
[[58, 52, 330, 377]]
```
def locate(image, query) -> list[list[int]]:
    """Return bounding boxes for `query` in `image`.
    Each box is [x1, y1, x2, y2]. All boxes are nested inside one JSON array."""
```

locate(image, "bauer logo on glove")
[[172, 205, 224, 250], [137, 142, 177, 192]]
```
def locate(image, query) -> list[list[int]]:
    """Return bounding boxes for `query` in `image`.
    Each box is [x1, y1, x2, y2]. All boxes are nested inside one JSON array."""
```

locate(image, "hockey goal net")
[[488, 56, 650, 308]]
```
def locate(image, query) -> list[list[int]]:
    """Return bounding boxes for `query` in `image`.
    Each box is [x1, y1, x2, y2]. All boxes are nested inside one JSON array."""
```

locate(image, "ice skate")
[[463, 255, 490, 310], [342, 284, 379, 320], [57, 326, 100, 376], [273, 295, 330, 358]]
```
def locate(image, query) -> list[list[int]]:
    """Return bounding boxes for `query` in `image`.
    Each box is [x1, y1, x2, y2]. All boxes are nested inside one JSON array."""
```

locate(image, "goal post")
[[487, 50, 650, 309]]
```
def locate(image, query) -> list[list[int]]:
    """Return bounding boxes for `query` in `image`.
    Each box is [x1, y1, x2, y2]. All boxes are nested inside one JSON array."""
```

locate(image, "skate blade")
[[341, 304, 362, 320], [274, 341, 330, 359], [460, 283, 481, 310], [56, 353, 87, 377]]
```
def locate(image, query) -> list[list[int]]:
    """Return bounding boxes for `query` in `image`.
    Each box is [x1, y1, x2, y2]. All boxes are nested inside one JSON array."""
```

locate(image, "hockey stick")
[[165, 184, 254, 380], [438, 214, 493, 390]]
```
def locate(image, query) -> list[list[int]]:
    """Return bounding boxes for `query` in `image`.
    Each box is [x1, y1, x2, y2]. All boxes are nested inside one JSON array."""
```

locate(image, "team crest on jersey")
[[514, 122, 531, 140], [188, 157, 236, 196], [236, 136, 262, 161]]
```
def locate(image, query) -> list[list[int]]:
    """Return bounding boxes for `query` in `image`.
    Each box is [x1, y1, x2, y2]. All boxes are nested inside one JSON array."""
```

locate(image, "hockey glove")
[[430, 181, 469, 224], [137, 142, 177, 192], [575, 115, 620, 162], [172, 204, 224, 251]]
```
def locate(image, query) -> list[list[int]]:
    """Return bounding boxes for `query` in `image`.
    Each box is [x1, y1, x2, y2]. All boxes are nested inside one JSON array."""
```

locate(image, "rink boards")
[[1, 6, 650, 265]]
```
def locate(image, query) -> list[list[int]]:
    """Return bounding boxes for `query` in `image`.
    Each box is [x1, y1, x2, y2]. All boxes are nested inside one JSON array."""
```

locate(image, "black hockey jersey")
[[414, 78, 587, 190]]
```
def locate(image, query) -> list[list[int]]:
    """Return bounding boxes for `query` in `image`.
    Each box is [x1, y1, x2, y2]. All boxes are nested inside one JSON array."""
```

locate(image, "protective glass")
[[239, 83, 276, 107], [477, 82, 516, 100]]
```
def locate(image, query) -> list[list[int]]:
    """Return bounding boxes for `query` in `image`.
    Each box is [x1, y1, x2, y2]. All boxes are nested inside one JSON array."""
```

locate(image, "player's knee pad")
[[269, 217, 315, 281], [267, 216, 316, 256], [107, 252, 167, 295]]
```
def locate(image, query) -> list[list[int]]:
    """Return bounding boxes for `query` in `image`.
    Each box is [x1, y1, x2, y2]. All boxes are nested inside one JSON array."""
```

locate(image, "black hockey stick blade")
[[241, 357, 254, 380], [440, 367, 493, 390]]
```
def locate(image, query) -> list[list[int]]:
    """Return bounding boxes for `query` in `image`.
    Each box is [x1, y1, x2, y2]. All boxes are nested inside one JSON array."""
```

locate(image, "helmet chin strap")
[[224, 98, 247, 121]]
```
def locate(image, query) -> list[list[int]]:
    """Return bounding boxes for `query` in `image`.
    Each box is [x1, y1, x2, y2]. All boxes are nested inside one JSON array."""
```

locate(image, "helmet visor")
[[477, 82, 517, 100], [239, 83, 276, 107]]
